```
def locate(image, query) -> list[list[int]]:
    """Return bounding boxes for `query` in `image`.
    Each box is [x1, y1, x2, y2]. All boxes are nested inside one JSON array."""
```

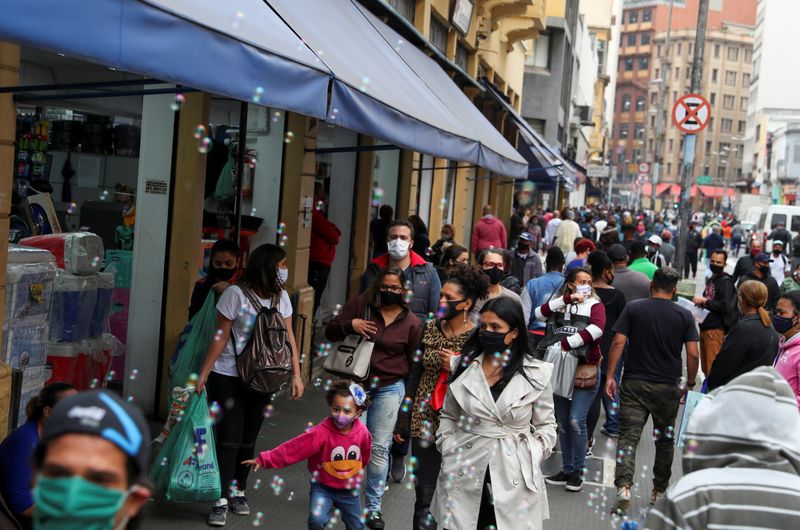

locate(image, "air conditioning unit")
[[575, 105, 593, 125]]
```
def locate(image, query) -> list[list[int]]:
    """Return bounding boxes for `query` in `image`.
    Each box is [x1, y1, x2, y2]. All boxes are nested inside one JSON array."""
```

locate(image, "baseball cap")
[[40, 390, 151, 476], [753, 253, 774, 263], [648, 234, 663, 246], [519, 232, 533, 242], [773, 240, 785, 247], [607, 244, 628, 262]]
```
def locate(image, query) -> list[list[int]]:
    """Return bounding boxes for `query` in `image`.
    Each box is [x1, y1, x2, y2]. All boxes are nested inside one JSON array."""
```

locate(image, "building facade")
[[743, 0, 800, 202], [611, 0, 756, 204]]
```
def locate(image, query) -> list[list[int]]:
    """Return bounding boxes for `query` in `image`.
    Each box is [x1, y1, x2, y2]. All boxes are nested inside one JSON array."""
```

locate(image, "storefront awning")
[[0, 0, 332, 119], [482, 84, 576, 189], [697, 185, 735, 198], [642, 183, 676, 195], [266, 0, 527, 178]]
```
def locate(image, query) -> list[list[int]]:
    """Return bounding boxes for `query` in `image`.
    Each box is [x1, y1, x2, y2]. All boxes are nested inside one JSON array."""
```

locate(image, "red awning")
[[697, 185, 735, 198], [641, 183, 674, 195]]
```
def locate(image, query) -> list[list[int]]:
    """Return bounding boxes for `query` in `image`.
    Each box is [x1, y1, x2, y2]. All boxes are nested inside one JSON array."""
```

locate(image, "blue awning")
[[0, 0, 332, 119], [484, 83, 576, 189], [267, 0, 527, 178]]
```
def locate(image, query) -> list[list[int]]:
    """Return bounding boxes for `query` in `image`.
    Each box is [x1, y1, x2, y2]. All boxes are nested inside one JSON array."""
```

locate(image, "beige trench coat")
[[431, 354, 557, 530]]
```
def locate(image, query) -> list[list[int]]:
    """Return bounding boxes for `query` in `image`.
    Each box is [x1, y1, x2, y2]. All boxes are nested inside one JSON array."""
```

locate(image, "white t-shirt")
[[212, 285, 293, 377], [769, 254, 790, 287]]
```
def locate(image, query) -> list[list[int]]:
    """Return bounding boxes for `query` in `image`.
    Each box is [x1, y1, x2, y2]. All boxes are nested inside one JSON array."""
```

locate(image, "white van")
[[758, 205, 800, 250]]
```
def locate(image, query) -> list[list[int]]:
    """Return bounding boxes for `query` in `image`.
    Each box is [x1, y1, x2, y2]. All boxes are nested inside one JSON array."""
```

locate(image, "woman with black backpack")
[[197, 243, 304, 527]]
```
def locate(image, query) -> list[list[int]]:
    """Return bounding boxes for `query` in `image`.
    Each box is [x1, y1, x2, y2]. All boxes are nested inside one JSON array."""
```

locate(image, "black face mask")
[[210, 266, 236, 282], [606, 271, 615, 285], [484, 267, 505, 285], [380, 291, 403, 306], [517, 243, 530, 253], [441, 299, 467, 321], [756, 265, 770, 274], [709, 264, 724, 275], [479, 330, 509, 355]]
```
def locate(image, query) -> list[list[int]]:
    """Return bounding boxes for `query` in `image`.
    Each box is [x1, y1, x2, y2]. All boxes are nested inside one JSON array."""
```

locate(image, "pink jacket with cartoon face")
[[776, 333, 800, 407], [256, 417, 372, 490]]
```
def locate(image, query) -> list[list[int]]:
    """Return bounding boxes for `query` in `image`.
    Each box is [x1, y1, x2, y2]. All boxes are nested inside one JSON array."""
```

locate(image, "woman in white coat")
[[432, 296, 558, 530]]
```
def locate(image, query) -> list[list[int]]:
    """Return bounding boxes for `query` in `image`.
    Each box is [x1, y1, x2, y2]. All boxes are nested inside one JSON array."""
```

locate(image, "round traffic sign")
[[638, 162, 650, 174], [672, 93, 711, 134]]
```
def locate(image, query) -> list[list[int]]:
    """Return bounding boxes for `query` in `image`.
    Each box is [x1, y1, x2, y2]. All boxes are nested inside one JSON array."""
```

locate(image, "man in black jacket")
[[684, 223, 703, 279], [693, 250, 737, 376], [768, 223, 792, 254], [743, 253, 781, 312], [732, 240, 762, 285]]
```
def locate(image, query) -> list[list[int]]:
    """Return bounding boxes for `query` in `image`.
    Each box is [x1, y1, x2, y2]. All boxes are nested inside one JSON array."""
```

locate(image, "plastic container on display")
[[20, 232, 105, 275], [50, 271, 98, 342], [2, 244, 58, 369], [45, 333, 119, 391], [90, 271, 115, 337]]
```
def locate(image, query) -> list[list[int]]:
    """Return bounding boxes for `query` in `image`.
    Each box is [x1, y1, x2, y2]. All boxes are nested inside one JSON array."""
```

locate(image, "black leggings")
[[412, 438, 441, 529], [207, 371, 271, 496]]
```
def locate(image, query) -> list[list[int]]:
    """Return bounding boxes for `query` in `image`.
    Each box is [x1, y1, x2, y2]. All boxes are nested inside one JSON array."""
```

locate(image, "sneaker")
[[229, 495, 250, 515], [611, 485, 631, 515], [600, 427, 620, 438], [651, 489, 666, 505], [207, 500, 228, 527], [366, 511, 386, 530], [565, 472, 584, 492], [586, 436, 595, 456], [391, 457, 407, 483], [544, 470, 572, 486]]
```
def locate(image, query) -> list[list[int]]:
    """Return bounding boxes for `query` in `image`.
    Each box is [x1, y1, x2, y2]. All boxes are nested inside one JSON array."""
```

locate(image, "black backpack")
[[232, 286, 293, 395]]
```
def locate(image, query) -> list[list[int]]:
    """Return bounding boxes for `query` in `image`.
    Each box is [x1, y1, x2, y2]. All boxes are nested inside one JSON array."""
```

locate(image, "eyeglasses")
[[378, 285, 403, 294]]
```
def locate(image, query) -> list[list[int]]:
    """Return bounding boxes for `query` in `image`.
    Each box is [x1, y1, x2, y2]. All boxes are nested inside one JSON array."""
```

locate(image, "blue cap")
[[753, 253, 773, 264]]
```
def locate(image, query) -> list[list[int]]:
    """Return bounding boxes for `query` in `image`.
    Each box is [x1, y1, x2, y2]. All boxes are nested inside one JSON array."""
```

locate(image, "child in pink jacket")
[[243, 381, 372, 529]]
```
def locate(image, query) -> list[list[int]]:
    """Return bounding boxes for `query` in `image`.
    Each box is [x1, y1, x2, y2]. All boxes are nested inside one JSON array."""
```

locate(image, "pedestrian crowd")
[[4, 201, 800, 530]]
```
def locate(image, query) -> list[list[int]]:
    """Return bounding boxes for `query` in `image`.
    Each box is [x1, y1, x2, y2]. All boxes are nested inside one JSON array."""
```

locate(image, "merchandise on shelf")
[[21, 232, 105, 275], [45, 333, 119, 391], [50, 271, 98, 342], [91, 271, 115, 337]]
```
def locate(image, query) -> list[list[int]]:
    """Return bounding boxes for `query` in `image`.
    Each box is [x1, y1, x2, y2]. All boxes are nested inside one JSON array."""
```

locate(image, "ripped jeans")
[[363, 379, 404, 512]]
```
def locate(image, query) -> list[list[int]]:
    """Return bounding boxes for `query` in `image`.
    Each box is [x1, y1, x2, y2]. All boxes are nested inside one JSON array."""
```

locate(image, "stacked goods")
[[18, 232, 120, 391], [1, 245, 58, 427], [105, 249, 133, 381]]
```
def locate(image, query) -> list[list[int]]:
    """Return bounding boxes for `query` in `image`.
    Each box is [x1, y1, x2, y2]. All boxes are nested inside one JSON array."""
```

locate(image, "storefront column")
[[348, 135, 375, 298], [470, 168, 491, 254], [495, 176, 515, 236], [452, 166, 475, 248], [0, 41, 19, 438], [279, 112, 316, 379], [427, 157, 448, 243], [155, 93, 209, 416], [395, 150, 417, 218]]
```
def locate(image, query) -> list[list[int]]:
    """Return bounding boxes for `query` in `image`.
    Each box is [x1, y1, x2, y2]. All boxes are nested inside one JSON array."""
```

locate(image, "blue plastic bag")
[[677, 390, 706, 448]]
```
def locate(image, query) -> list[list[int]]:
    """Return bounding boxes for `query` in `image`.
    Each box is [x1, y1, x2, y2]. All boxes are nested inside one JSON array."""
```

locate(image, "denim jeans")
[[602, 362, 622, 434], [363, 379, 404, 512], [553, 372, 600, 474], [308, 482, 364, 530]]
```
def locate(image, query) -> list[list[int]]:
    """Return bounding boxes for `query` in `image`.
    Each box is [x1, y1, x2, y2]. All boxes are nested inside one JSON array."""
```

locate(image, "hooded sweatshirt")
[[471, 215, 507, 253], [256, 417, 372, 490], [645, 367, 800, 530], [776, 331, 800, 408]]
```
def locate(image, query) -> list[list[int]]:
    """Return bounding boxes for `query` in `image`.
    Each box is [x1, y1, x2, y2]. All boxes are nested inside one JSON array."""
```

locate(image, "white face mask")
[[575, 284, 592, 296], [277, 268, 289, 284], [387, 239, 410, 260]]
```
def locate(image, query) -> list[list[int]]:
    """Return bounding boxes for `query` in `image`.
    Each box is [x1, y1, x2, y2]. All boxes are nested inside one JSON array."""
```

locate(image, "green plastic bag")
[[151, 391, 221, 502], [169, 291, 218, 392]]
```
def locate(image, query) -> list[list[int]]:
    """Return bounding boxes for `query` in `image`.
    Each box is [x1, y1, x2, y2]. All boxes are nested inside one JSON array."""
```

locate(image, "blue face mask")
[[773, 313, 797, 334]]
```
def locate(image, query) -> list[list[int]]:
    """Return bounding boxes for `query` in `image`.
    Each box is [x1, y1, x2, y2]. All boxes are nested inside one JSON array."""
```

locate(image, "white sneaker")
[[651, 489, 665, 505], [612, 485, 631, 515]]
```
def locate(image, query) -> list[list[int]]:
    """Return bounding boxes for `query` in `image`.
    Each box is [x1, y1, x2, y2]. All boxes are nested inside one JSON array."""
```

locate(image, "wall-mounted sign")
[[452, 0, 474, 36]]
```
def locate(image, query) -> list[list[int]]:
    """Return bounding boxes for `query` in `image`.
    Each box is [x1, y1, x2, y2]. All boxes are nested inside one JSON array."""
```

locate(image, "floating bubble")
[[359, 77, 370, 92], [439, 197, 449, 210], [253, 478, 262, 490], [333, 304, 342, 316], [263, 404, 275, 418], [66, 202, 78, 214], [90, 378, 99, 389], [369, 375, 380, 390], [287, 491, 294, 501], [209, 401, 222, 422], [128, 369, 139, 381], [436, 301, 448, 319], [170, 93, 185, 111], [231, 10, 245, 29], [272, 111, 282, 123], [160, 456, 168, 467], [126, 396, 135, 403], [106, 370, 116, 381], [251, 207, 258, 216], [187, 372, 199, 386], [283, 131, 295, 143], [427, 312, 435, 322], [426, 247, 435, 256], [313, 377, 322, 388], [198, 137, 212, 154], [252, 86, 264, 103], [215, 328, 224, 341], [305, 421, 315, 432], [277, 222, 286, 234], [100, 190, 110, 201], [252, 512, 264, 527], [91, 256, 101, 268], [193, 124, 206, 140], [279, 234, 289, 248]]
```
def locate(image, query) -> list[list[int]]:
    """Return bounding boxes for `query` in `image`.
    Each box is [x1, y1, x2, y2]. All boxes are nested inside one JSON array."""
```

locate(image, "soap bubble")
[[359, 77, 370, 92], [209, 401, 222, 422], [128, 369, 139, 381], [287, 491, 294, 501], [283, 131, 295, 143], [277, 222, 286, 234], [253, 478, 262, 490], [231, 10, 245, 29], [66, 202, 77, 214], [252, 86, 264, 103], [263, 404, 274, 418], [170, 93, 185, 111], [279, 234, 289, 247], [333, 304, 342, 316], [193, 124, 206, 140], [250, 208, 257, 216], [198, 137, 212, 154], [305, 421, 314, 432], [100, 190, 110, 201], [272, 111, 282, 123], [252, 512, 264, 526]]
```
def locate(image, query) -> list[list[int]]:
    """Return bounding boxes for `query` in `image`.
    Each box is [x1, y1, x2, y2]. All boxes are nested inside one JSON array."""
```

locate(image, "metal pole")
[[652, 0, 676, 213], [233, 101, 248, 245], [608, 171, 614, 206], [675, 0, 710, 275]]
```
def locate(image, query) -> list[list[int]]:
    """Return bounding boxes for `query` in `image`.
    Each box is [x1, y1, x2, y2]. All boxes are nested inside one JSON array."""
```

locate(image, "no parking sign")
[[672, 94, 711, 134]]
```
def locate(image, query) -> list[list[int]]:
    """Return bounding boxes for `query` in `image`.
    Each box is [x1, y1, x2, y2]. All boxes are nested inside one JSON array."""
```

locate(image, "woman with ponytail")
[[0, 382, 76, 528], [706, 280, 779, 391]]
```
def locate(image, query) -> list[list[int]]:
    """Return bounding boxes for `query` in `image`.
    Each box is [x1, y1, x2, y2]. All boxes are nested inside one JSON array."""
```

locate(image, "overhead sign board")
[[586, 166, 610, 178], [672, 93, 711, 134]]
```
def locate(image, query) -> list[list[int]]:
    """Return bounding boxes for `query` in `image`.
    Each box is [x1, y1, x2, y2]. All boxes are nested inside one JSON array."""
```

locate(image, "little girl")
[[243, 381, 372, 530]]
